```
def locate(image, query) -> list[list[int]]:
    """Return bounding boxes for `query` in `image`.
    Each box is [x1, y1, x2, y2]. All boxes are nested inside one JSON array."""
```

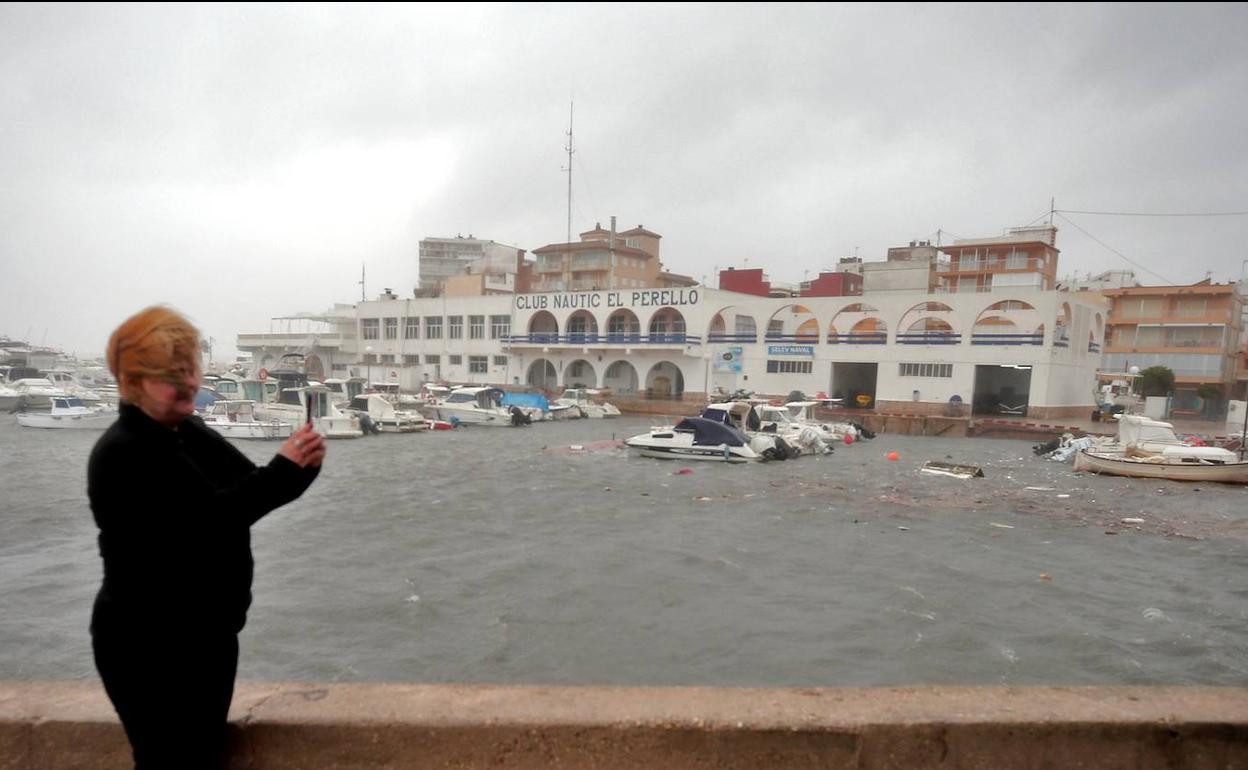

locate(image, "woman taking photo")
[[88, 306, 325, 769]]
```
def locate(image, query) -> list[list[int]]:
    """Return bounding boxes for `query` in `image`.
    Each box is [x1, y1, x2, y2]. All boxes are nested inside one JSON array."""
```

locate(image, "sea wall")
[[3, 682, 1246, 769]]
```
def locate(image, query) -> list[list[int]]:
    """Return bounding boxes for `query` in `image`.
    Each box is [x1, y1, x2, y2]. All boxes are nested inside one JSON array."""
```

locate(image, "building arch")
[[526, 358, 558, 390], [565, 310, 599, 344], [645, 361, 685, 399], [563, 359, 597, 388], [1055, 301, 1073, 347], [603, 360, 640, 396], [528, 311, 560, 344], [707, 306, 759, 343], [896, 301, 959, 344], [1090, 313, 1104, 352], [605, 309, 641, 344], [829, 303, 887, 344], [765, 304, 820, 343], [647, 308, 687, 343], [303, 354, 325, 381]]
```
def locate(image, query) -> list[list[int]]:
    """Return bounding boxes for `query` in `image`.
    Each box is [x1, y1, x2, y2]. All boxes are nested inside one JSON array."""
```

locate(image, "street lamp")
[[365, 345, 374, 391]]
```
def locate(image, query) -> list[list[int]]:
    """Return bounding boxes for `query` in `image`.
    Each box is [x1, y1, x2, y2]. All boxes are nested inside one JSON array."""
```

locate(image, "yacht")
[[552, 388, 621, 419], [420, 386, 515, 426], [625, 416, 771, 463], [200, 400, 292, 440], [42, 370, 105, 404], [342, 394, 427, 433], [9, 378, 67, 409], [701, 401, 830, 457], [16, 397, 116, 429], [782, 401, 873, 441]]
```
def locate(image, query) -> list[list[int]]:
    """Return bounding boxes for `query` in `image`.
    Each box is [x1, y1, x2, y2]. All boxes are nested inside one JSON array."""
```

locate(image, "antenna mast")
[[564, 101, 574, 246], [360, 263, 366, 301]]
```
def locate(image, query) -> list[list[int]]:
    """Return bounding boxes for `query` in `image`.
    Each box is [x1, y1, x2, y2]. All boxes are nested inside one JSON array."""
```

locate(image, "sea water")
[[2, 415, 1247, 686]]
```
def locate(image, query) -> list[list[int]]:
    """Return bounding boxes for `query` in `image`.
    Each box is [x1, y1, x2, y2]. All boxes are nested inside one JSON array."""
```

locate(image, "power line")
[[1053, 212, 1175, 285], [1055, 208, 1248, 217]]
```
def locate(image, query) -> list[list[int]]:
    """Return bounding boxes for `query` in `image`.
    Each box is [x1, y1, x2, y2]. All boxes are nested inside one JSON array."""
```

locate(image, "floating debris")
[[989, 522, 1015, 529], [920, 461, 984, 479], [1121, 517, 1145, 524]]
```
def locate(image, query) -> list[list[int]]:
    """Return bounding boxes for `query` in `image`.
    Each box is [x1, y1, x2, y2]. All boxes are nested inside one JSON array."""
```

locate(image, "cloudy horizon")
[[2, 3, 1246, 361]]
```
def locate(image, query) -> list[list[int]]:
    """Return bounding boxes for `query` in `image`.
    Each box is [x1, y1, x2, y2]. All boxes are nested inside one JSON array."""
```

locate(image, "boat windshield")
[[446, 393, 476, 403]]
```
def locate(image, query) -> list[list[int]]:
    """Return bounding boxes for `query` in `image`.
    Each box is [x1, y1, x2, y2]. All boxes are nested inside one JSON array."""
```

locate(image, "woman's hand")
[[279, 423, 326, 468]]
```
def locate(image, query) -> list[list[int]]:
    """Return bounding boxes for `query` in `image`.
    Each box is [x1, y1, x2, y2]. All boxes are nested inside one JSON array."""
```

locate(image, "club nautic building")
[[239, 284, 1107, 420]]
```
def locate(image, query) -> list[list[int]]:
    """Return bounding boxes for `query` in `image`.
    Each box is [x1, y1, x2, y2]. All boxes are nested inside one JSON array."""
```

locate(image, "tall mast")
[[565, 101, 574, 246], [359, 263, 366, 301]]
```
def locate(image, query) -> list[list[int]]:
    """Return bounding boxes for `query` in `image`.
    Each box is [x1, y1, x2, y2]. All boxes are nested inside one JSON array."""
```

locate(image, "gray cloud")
[[2, 3, 1246, 358]]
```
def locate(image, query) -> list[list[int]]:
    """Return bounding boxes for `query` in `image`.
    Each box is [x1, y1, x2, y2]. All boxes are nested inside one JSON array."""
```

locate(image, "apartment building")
[[530, 219, 664, 293], [1100, 280, 1245, 413], [935, 225, 1059, 294], [418, 236, 527, 293]]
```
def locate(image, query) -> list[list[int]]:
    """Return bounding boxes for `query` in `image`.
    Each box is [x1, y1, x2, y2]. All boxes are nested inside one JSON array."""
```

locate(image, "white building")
[[240, 285, 1108, 420], [418, 236, 526, 293]]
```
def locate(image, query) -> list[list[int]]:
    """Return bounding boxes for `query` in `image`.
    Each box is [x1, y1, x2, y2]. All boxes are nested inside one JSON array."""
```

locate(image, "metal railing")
[[503, 333, 700, 346], [827, 332, 888, 345], [970, 333, 1044, 346], [895, 332, 962, 345]]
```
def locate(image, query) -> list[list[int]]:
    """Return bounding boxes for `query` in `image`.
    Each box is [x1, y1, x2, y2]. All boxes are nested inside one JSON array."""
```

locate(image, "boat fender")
[[449, 415, 460, 428]]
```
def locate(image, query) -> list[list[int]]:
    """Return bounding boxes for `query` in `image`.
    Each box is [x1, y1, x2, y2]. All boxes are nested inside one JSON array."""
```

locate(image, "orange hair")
[[106, 306, 202, 403]]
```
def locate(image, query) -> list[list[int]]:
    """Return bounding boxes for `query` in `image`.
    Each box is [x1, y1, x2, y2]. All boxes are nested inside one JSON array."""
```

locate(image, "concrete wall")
[[3, 682, 1245, 769]]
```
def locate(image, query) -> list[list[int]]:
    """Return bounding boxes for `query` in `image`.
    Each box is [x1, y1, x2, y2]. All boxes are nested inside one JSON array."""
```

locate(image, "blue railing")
[[763, 334, 821, 343], [895, 332, 962, 345], [1088, 342, 1101, 353], [1053, 336, 1070, 348], [827, 333, 888, 345], [504, 333, 700, 345], [707, 333, 760, 343], [971, 333, 1044, 346]]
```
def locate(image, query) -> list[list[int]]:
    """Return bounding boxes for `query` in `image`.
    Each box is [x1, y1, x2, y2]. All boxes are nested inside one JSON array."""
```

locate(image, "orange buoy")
[[886, 451, 899, 462], [843, 434, 854, 445]]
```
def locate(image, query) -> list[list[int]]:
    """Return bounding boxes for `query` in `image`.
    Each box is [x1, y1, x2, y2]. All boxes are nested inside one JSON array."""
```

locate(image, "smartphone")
[[305, 393, 314, 426]]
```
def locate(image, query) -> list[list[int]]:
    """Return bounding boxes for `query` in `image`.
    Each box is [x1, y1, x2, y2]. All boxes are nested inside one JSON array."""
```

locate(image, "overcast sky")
[[2, 3, 1246, 360]]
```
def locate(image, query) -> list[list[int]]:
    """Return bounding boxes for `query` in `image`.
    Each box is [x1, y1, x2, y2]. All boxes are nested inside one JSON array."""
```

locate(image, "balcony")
[[970, 333, 1044, 346], [707, 333, 760, 343], [895, 332, 962, 345], [827, 332, 887, 345], [938, 258, 1043, 273], [503, 333, 701, 347]]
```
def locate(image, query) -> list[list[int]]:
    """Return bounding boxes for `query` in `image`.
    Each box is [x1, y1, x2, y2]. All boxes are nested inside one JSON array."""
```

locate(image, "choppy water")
[[3, 414, 1247, 687]]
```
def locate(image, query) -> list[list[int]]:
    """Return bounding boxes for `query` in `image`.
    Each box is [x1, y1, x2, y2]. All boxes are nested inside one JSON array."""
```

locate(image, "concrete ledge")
[[2, 682, 1246, 769]]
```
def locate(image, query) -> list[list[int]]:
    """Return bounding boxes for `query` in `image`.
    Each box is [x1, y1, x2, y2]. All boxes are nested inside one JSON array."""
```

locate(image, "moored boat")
[[1073, 448, 1248, 484], [16, 397, 116, 429], [200, 400, 292, 440], [625, 416, 767, 463]]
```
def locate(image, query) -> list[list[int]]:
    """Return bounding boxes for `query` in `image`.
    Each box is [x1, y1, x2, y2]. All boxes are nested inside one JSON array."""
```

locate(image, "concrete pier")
[[3, 682, 1246, 768]]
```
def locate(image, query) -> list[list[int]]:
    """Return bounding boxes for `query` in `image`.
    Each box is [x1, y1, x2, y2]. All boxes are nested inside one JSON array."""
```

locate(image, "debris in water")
[[887, 451, 900, 462], [1024, 486, 1055, 491], [674, 468, 694, 475], [1039, 573, 1052, 581], [1121, 517, 1145, 524], [695, 496, 712, 501], [1142, 608, 1170, 622], [1056, 494, 1071, 498], [897, 526, 910, 531], [989, 522, 1014, 529], [920, 461, 984, 479]]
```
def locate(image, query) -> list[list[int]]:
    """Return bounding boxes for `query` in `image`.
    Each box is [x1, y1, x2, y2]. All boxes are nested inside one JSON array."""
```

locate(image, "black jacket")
[[88, 403, 319, 636]]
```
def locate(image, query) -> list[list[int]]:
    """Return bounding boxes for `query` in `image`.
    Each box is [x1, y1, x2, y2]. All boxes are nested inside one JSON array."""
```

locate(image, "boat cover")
[[501, 392, 550, 411], [674, 417, 748, 447], [195, 388, 220, 409]]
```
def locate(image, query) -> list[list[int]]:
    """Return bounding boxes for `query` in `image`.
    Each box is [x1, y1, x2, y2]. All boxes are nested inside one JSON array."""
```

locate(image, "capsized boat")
[[625, 416, 768, 463], [1074, 447, 1248, 484], [16, 397, 116, 429]]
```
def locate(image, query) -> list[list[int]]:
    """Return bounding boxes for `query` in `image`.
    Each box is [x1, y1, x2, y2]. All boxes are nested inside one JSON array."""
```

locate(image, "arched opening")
[[566, 310, 599, 344], [563, 359, 597, 389], [896, 302, 959, 344], [526, 359, 558, 391], [647, 308, 687, 343], [606, 310, 641, 344], [529, 311, 560, 344], [973, 301, 1043, 345], [1089, 313, 1104, 353], [603, 360, 640, 396], [829, 303, 887, 344], [765, 304, 819, 343], [1054, 302, 1072, 347], [707, 307, 758, 343], [645, 361, 685, 399]]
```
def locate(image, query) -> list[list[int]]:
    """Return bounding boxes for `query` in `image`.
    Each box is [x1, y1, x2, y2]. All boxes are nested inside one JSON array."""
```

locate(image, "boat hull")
[[16, 411, 116, 429], [1074, 449, 1248, 484]]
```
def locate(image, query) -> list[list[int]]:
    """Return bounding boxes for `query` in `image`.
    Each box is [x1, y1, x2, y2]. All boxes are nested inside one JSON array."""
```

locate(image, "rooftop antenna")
[[1048, 196, 1056, 226], [359, 263, 366, 301]]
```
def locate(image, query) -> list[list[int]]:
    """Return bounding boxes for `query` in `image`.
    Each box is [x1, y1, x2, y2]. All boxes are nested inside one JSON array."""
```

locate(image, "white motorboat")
[[420, 386, 514, 426], [0, 382, 19, 411], [42, 370, 104, 404], [342, 394, 427, 433], [16, 397, 116, 429], [200, 400, 292, 440], [252, 382, 362, 439], [782, 401, 872, 441], [9, 378, 66, 409], [551, 388, 621, 419], [625, 416, 771, 463], [700, 401, 829, 457], [1074, 447, 1248, 484]]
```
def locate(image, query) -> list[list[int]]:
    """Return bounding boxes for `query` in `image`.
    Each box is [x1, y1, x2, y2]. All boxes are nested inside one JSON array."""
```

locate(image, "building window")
[[469, 356, 488, 373], [493, 355, 508, 366], [425, 354, 440, 365], [425, 317, 443, 339], [899, 363, 953, 378], [383, 317, 398, 340], [448, 316, 463, 339], [766, 360, 813, 374], [362, 353, 377, 364], [404, 354, 420, 365], [381, 354, 395, 364], [404, 317, 420, 339], [361, 318, 380, 340], [449, 355, 462, 365], [571, 361, 585, 377], [331, 363, 348, 372], [469, 315, 485, 339], [490, 315, 510, 339]]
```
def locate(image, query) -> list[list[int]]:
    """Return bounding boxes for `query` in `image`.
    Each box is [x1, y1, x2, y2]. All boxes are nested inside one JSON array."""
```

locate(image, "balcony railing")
[[827, 332, 887, 345], [971, 333, 1044, 346], [707, 333, 760, 343], [1088, 342, 1101, 353], [763, 334, 821, 343], [895, 332, 962, 345], [939, 257, 1042, 272], [504, 333, 700, 346]]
